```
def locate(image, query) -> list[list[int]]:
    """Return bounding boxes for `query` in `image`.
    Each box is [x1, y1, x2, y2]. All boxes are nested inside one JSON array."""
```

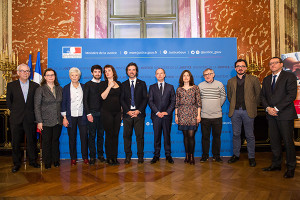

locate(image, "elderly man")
[[198, 68, 226, 162], [6, 63, 40, 173]]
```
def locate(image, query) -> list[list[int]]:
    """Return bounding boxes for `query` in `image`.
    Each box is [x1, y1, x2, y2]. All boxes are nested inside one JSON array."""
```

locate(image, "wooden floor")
[[0, 152, 300, 200]]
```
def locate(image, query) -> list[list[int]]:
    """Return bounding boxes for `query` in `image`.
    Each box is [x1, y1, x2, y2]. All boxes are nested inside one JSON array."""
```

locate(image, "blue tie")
[[131, 80, 135, 107], [271, 75, 277, 92]]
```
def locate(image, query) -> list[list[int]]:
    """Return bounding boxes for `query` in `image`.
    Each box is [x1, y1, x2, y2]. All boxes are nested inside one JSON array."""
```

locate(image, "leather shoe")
[[29, 162, 41, 168], [262, 166, 281, 171], [12, 165, 20, 173], [124, 157, 131, 164], [54, 161, 60, 167], [89, 158, 96, 165], [71, 159, 77, 166], [228, 155, 239, 164], [113, 158, 120, 165], [284, 170, 295, 178], [45, 164, 51, 169], [107, 159, 114, 166], [150, 156, 159, 164], [249, 158, 256, 167], [98, 156, 106, 163], [138, 157, 144, 164], [166, 156, 174, 164]]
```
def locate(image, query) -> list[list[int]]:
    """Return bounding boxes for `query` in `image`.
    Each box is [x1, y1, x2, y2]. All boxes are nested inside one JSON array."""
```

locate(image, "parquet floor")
[[0, 152, 300, 200]]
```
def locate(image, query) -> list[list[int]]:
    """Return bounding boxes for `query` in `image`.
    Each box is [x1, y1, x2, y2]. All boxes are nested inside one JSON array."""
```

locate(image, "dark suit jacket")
[[6, 80, 39, 124], [261, 70, 297, 120], [34, 84, 63, 126], [61, 83, 87, 127], [148, 82, 175, 119], [120, 78, 148, 118]]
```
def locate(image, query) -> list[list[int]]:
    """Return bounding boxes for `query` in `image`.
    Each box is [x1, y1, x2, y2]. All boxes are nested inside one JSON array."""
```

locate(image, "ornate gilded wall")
[[12, 0, 81, 72], [205, 0, 272, 80]]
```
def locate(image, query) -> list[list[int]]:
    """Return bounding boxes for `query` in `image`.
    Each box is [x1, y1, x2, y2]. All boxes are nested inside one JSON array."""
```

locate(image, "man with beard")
[[227, 59, 261, 167], [120, 62, 148, 164], [83, 65, 105, 165]]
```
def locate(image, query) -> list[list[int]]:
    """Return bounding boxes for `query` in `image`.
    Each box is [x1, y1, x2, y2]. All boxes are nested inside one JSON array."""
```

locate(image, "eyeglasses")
[[269, 61, 280, 66], [45, 74, 55, 77], [18, 70, 30, 73], [203, 73, 214, 77], [235, 65, 246, 68]]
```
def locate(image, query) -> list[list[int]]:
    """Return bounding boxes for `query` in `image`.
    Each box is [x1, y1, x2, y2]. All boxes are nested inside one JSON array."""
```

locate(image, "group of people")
[[6, 57, 297, 178]]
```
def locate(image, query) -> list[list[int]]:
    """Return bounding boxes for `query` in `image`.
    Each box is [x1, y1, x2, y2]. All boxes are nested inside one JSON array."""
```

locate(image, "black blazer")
[[6, 80, 39, 124], [148, 82, 176, 119], [260, 70, 297, 120], [120, 78, 148, 118]]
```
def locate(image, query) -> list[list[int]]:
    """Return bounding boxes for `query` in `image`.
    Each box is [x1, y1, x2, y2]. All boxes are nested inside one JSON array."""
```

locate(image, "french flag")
[[33, 51, 42, 84]]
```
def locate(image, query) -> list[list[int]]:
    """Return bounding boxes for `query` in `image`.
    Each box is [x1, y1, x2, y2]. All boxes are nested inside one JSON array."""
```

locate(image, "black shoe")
[[213, 156, 223, 163], [54, 161, 60, 167], [284, 170, 295, 178], [89, 158, 96, 165], [228, 155, 239, 164], [166, 156, 174, 164], [106, 159, 114, 166], [113, 158, 120, 165], [138, 157, 144, 164], [200, 155, 208, 163], [262, 165, 281, 171], [29, 162, 41, 168], [45, 164, 51, 169], [249, 158, 256, 167], [12, 165, 20, 173], [98, 156, 106, 163], [150, 156, 159, 164], [124, 156, 131, 164]]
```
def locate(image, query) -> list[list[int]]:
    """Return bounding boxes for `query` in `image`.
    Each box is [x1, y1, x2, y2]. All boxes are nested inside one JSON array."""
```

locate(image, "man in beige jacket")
[[227, 59, 261, 167]]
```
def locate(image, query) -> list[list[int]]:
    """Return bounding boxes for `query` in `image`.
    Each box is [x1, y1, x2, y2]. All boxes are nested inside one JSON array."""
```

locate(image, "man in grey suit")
[[261, 57, 297, 178], [227, 59, 261, 167], [6, 63, 40, 173]]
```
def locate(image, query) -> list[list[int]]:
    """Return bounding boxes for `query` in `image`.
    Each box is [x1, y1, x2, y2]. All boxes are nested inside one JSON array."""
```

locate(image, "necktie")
[[159, 83, 163, 96], [131, 80, 135, 107], [271, 75, 277, 92]]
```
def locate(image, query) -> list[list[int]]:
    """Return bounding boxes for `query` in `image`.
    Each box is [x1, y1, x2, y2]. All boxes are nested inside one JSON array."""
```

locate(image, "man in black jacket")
[[6, 63, 40, 173], [120, 62, 148, 164], [83, 65, 105, 165], [261, 57, 297, 178]]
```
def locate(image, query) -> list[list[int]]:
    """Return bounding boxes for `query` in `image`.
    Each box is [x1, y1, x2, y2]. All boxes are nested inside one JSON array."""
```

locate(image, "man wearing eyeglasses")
[[6, 63, 40, 173], [198, 68, 226, 163], [227, 59, 261, 167], [261, 57, 297, 178]]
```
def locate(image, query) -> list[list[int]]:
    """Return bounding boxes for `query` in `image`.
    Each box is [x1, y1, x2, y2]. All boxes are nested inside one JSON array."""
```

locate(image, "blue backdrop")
[[48, 38, 237, 159]]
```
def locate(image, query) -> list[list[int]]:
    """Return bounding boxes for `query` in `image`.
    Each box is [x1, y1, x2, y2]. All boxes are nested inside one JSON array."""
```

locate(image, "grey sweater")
[[198, 80, 226, 118]]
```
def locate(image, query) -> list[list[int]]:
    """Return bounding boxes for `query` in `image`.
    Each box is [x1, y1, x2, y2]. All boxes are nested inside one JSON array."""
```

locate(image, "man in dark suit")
[[261, 57, 297, 178], [6, 63, 40, 173], [148, 68, 175, 164], [120, 62, 148, 164]]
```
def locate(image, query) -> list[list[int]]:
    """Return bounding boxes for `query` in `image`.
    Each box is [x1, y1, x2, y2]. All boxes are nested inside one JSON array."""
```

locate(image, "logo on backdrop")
[[62, 47, 82, 58]]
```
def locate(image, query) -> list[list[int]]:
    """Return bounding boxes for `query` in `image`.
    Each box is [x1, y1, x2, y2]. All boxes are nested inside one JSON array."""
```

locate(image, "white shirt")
[[61, 83, 84, 117], [91, 78, 100, 83], [271, 70, 282, 85]]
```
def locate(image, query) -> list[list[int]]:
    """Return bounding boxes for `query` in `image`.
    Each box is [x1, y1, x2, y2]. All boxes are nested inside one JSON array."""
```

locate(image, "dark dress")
[[99, 81, 122, 160], [175, 85, 201, 130]]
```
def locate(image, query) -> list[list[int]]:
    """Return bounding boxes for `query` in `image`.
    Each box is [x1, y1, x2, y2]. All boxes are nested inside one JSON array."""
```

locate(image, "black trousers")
[[123, 116, 145, 158], [200, 118, 222, 157], [42, 124, 62, 165], [268, 118, 296, 170], [10, 121, 37, 166], [87, 111, 105, 159], [152, 116, 172, 157], [67, 116, 88, 160], [101, 110, 121, 159]]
